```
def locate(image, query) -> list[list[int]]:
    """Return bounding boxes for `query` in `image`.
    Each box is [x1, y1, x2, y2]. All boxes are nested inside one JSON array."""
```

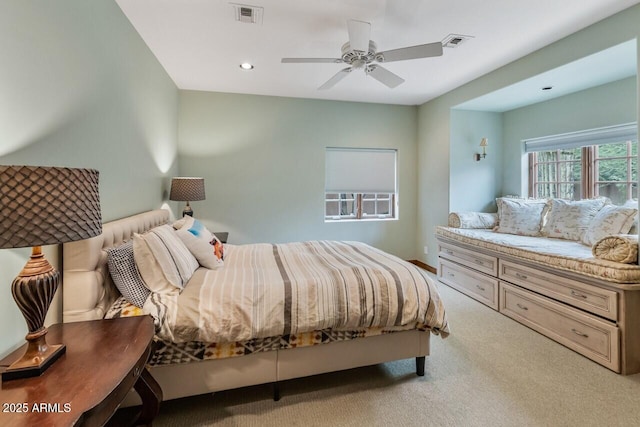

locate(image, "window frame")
[[325, 192, 396, 222], [528, 141, 637, 203], [324, 147, 398, 222]]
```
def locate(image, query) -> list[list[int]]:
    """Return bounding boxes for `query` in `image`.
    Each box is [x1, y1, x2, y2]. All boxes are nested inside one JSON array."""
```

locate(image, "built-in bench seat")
[[435, 225, 640, 374]]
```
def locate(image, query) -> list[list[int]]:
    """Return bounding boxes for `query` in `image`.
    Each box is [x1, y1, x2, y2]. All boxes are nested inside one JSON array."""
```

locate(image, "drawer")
[[499, 260, 618, 321], [499, 281, 620, 372], [438, 258, 499, 310], [438, 241, 498, 276]]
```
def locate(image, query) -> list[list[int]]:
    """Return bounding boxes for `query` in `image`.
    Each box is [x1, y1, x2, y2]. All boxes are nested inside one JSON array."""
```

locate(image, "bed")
[[62, 209, 448, 401]]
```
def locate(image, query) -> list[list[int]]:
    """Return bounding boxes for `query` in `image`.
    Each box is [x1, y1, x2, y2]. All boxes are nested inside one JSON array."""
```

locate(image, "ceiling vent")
[[230, 3, 264, 25], [442, 34, 474, 48]]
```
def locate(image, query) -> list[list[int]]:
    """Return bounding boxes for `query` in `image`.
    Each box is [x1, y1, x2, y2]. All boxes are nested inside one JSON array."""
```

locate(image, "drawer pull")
[[515, 272, 528, 280], [571, 328, 589, 338], [570, 290, 588, 299], [476, 285, 485, 291], [448, 272, 455, 278], [516, 303, 528, 311], [134, 366, 141, 377], [474, 259, 484, 265], [445, 249, 454, 255]]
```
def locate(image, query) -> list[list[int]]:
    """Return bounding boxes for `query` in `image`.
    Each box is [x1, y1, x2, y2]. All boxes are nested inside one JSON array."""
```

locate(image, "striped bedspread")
[[144, 241, 449, 344]]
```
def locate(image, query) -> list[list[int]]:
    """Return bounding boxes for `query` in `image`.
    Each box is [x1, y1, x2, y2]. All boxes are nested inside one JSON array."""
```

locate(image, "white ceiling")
[[115, 0, 640, 106], [456, 39, 638, 112]]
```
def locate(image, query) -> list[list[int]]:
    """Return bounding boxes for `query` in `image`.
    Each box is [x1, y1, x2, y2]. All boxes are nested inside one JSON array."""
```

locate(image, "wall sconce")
[[475, 138, 488, 161]]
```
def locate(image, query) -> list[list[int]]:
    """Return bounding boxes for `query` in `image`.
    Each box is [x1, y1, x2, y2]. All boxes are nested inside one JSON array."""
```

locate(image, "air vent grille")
[[230, 3, 264, 25], [442, 34, 474, 48]]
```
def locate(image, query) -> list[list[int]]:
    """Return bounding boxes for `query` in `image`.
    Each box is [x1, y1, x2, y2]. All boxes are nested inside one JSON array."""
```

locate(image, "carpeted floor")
[[152, 276, 640, 426]]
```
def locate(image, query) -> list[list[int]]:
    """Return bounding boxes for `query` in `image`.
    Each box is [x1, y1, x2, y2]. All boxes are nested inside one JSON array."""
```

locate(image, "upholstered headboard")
[[62, 209, 169, 323]]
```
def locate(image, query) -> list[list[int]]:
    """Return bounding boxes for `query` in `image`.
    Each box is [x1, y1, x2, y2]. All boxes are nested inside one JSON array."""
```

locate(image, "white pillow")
[[174, 216, 225, 269], [176, 227, 224, 269], [623, 199, 638, 234], [133, 224, 199, 292], [542, 198, 607, 241], [582, 204, 638, 246], [494, 198, 549, 236]]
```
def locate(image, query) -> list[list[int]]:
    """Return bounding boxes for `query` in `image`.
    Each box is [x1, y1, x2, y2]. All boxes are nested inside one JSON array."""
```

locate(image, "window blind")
[[524, 122, 637, 153], [325, 148, 397, 193]]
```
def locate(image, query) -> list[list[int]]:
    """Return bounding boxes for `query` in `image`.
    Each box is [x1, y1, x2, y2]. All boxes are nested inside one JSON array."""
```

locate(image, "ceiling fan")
[[281, 19, 443, 90]]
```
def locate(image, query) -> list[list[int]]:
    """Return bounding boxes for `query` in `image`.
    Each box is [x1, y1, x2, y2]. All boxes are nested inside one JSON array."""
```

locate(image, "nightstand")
[[0, 316, 161, 426], [214, 232, 229, 243]]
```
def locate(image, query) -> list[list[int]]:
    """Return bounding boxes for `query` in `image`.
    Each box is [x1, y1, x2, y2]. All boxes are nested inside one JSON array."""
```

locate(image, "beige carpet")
[[153, 276, 640, 426]]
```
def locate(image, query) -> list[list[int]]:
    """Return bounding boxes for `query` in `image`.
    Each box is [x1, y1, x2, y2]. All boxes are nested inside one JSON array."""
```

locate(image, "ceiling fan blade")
[[347, 19, 371, 52], [377, 42, 443, 63], [367, 65, 404, 88], [319, 68, 352, 90], [282, 58, 342, 64]]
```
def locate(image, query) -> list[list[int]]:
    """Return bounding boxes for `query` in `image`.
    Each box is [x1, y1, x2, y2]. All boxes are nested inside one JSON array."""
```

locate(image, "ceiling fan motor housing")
[[341, 41, 378, 65]]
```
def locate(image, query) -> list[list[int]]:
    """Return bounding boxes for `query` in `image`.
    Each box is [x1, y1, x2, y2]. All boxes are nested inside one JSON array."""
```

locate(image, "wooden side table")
[[0, 316, 162, 426]]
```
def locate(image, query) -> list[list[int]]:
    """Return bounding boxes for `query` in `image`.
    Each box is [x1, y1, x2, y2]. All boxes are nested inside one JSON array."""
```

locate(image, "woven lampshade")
[[0, 166, 102, 248], [1, 165, 102, 381], [169, 177, 206, 202]]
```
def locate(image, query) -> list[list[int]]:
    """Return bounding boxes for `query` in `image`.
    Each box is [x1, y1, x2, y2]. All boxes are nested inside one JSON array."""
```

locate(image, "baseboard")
[[408, 260, 437, 274]]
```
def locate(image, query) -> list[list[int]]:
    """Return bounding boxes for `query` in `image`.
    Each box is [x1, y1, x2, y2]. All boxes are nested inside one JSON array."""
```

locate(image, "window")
[[324, 148, 397, 221], [526, 123, 637, 205]]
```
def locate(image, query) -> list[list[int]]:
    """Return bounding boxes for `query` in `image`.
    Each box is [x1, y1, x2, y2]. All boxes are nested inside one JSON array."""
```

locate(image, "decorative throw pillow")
[[133, 224, 199, 292], [495, 198, 549, 236], [623, 199, 638, 234], [448, 212, 498, 229], [174, 216, 225, 268], [541, 198, 607, 241], [581, 204, 638, 246], [592, 234, 639, 264], [106, 241, 150, 308]]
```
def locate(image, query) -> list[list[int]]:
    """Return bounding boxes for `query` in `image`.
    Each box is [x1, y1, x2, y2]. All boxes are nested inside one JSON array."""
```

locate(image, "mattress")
[[436, 226, 640, 284]]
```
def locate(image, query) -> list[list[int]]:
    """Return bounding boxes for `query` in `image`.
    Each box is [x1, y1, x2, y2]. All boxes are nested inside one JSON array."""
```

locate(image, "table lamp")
[[0, 166, 101, 381], [169, 177, 205, 217]]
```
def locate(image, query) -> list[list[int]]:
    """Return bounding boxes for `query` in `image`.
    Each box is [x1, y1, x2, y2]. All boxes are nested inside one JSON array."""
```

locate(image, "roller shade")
[[325, 148, 397, 193], [524, 122, 637, 153]]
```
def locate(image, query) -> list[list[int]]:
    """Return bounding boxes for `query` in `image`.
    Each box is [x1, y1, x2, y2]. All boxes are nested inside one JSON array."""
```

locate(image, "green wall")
[[178, 90, 418, 259], [418, 4, 640, 267], [0, 1, 178, 357], [449, 110, 503, 213], [502, 76, 637, 196]]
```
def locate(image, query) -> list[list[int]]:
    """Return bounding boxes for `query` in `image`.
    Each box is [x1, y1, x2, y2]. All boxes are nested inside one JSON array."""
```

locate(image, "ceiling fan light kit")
[[282, 19, 445, 90]]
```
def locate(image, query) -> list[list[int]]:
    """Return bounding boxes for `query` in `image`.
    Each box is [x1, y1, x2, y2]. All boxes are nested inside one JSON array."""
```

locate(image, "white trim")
[[524, 122, 637, 153]]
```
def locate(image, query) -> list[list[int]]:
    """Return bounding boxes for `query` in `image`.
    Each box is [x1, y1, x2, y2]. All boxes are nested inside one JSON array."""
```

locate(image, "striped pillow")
[[133, 224, 199, 292]]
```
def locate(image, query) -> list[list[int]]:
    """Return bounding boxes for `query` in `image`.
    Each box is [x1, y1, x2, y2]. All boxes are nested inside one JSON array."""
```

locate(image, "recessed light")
[[240, 62, 254, 70], [541, 86, 553, 91]]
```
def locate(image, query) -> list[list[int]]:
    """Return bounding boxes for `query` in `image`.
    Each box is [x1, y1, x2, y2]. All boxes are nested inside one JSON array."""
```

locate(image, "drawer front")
[[499, 260, 618, 321], [438, 241, 498, 276], [439, 258, 499, 310], [499, 282, 620, 372]]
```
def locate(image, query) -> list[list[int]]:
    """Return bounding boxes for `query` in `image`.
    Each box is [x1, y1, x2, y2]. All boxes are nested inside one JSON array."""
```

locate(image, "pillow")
[[623, 199, 639, 234], [495, 198, 549, 236], [581, 204, 638, 246], [592, 234, 639, 264], [542, 198, 607, 241], [133, 224, 199, 292], [448, 212, 498, 229], [106, 241, 150, 308], [176, 228, 224, 269], [174, 216, 225, 266]]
